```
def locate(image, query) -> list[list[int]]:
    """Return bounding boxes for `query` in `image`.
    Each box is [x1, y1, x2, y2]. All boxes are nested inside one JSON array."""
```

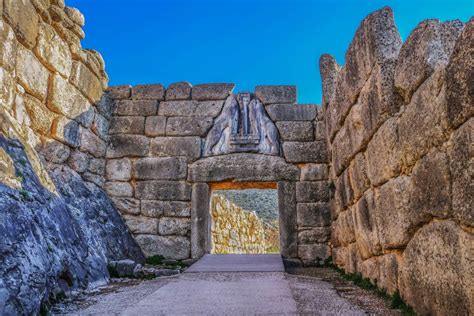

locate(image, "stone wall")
[[0, 1, 143, 314], [320, 7, 473, 315], [210, 194, 277, 254], [105, 83, 331, 264]]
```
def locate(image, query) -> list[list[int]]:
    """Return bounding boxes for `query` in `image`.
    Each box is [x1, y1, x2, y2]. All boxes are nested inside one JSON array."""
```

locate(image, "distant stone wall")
[[320, 7, 472, 315], [105, 83, 331, 264], [210, 194, 276, 254]]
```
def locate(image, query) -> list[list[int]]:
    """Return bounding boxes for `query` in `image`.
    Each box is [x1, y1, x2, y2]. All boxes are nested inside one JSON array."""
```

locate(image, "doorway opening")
[[209, 183, 279, 254]]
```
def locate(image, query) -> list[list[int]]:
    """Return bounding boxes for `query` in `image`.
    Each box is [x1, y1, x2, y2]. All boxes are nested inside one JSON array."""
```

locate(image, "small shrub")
[[19, 189, 29, 199], [145, 255, 165, 265], [390, 290, 416, 315], [107, 264, 119, 278]]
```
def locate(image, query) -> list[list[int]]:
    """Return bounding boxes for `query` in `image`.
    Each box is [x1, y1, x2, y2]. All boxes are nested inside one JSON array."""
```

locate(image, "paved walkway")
[[65, 255, 364, 315]]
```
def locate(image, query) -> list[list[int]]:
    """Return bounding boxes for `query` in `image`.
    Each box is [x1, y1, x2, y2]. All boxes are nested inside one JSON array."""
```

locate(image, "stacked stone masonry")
[[105, 82, 331, 264], [320, 7, 473, 315]]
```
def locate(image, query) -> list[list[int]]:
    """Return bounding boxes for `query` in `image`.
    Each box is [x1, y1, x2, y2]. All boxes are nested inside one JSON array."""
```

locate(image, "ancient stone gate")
[[105, 84, 331, 264]]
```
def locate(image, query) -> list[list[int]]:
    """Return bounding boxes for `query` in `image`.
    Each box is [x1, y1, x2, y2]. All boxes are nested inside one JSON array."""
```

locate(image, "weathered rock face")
[[321, 7, 473, 315]]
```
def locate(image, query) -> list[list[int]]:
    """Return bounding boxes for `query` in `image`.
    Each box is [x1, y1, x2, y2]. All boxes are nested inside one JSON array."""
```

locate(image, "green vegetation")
[[107, 264, 119, 278], [145, 255, 165, 265], [19, 189, 29, 199]]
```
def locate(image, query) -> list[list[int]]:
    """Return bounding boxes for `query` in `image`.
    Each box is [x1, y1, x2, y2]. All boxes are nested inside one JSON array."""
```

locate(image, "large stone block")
[[332, 208, 356, 247], [158, 217, 191, 236], [131, 84, 165, 100], [352, 191, 382, 259], [277, 181, 297, 258], [192, 83, 234, 100], [109, 116, 145, 135], [113, 100, 158, 116], [150, 137, 201, 161], [67, 149, 89, 173], [35, 22, 72, 78], [133, 157, 187, 180], [448, 118, 473, 226], [106, 85, 131, 100], [282, 141, 328, 163], [41, 139, 70, 164], [348, 152, 370, 201], [165, 117, 213, 136], [188, 153, 300, 182], [106, 135, 150, 158], [298, 227, 330, 244], [296, 203, 331, 227], [394, 19, 463, 103], [144, 116, 166, 136], [298, 244, 331, 265], [276, 121, 314, 141], [400, 220, 473, 315], [48, 74, 91, 119], [88, 158, 106, 175], [446, 18, 474, 128], [265, 104, 316, 121], [141, 200, 191, 218], [255, 85, 297, 104], [70, 61, 103, 102], [300, 163, 329, 181], [3, 0, 39, 49], [24, 94, 55, 136], [135, 235, 190, 259], [123, 215, 158, 234], [135, 181, 192, 201], [91, 113, 109, 140], [0, 19, 18, 72], [16, 46, 49, 100], [158, 100, 224, 117], [79, 127, 106, 158], [111, 197, 140, 215], [191, 183, 210, 258], [106, 158, 131, 181], [319, 54, 340, 107], [166, 82, 191, 100], [296, 181, 330, 203], [334, 169, 354, 212], [104, 181, 133, 197], [51, 116, 80, 147]]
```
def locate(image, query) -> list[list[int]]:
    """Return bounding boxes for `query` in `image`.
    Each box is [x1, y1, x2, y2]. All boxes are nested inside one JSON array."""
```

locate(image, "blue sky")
[[68, 0, 473, 104]]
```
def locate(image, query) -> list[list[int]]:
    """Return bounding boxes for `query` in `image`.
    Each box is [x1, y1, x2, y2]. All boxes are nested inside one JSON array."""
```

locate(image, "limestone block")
[[106, 135, 150, 158], [67, 149, 89, 173], [314, 120, 326, 141], [104, 181, 133, 197], [87, 158, 105, 176], [3, 0, 39, 49], [79, 127, 106, 158], [300, 163, 328, 181], [24, 94, 55, 135], [133, 157, 187, 180], [150, 137, 201, 161], [265, 104, 316, 121], [0, 68, 16, 111], [123, 215, 158, 234], [134, 234, 190, 259], [35, 22, 72, 77], [296, 203, 331, 227], [64, 6, 85, 26], [135, 181, 192, 201], [192, 183, 210, 258], [255, 85, 296, 104], [91, 112, 109, 140], [144, 116, 166, 136], [48, 74, 91, 119], [394, 19, 464, 103], [158, 217, 191, 236], [51, 116, 80, 147], [400, 220, 473, 315], [16, 46, 49, 100], [277, 181, 297, 258], [70, 61, 103, 102], [332, 208, 355, 246], [446, 18, 474, 128], [131, 84, 165, 100], [74, 108, 95, 128], [141, 200, 191, 218], [348, 152, 370, 201], [166, 82, 191, 100], [295, 181, 329, 203], [448, 118, 473, 226], [109, 116, 145, 135], [165, 117, 213, 136], [111, 197, 140, 215], [282, 141, 328, 163], [319, 54, 340, 107], [106, 158, 131, 181], [410, 150, 451, 219], [298, 227, 330, 244], [0, 147, 20, 189], [377, 253, 401, 295], [188, 153, 300, 182], [0, 20, 18, 72], [192, 83, 234, 100], [276, 121, 314, 141], [106, 85, 131, 100], [41, 139, 70, 163], [334, 169, 354, 212], [81, 172, 104, 187], [113, 100, 158, 116], [158, 100, 224, 117], [298, 244, 331, 265]]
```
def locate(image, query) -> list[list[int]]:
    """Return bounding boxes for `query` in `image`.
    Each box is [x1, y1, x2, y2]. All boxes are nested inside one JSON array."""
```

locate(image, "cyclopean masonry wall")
[[320, 7, 473, 315], [105, 83, 332, 265], [0, 1, 143, 314]]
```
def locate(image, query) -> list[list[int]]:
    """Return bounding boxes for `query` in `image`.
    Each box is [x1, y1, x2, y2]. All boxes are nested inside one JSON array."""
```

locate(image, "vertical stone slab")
[[278, 181, 298, 258], [191, 183, 210, 258]]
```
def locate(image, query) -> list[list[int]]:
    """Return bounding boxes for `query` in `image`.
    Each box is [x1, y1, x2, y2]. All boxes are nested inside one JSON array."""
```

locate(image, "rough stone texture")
[[277, 182, 297, 258], [296, 203, 331, 227], [17, 46, 49, 100], [255, 85, 297, 104], [135, 181, 192, 201], [265, 104, 317, 121], [104, 181, 133, 197], [165, 116, 213, 136], [300, 164, 329, 181], [133, 157, 187, 180], [192, 83, 234, 100], [131, 84, 165, 100], [188, 153, 300, 182], [191, 183, 210, 258], [109, 116, 145, 135], [150, 137, 201, 161], [142, 200, 191, 218], [283, 141, 328, 163], [113, 100, 158, 116], [144, 116, 166, 136], [123, 215, 158, 234], [106, 158, 131, 181], [159, 217, 190, 236], [166, 82, 192, 100], [276, 121, 314, 141], [134, 235, 190, 259], [106, 135, 150, 158], [296, 182, 330, 203], [158, 100, 224, 117]]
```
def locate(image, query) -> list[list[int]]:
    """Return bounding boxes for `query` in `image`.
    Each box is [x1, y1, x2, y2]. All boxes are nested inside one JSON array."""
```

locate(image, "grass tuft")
[[145, 255, 165, 265]]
